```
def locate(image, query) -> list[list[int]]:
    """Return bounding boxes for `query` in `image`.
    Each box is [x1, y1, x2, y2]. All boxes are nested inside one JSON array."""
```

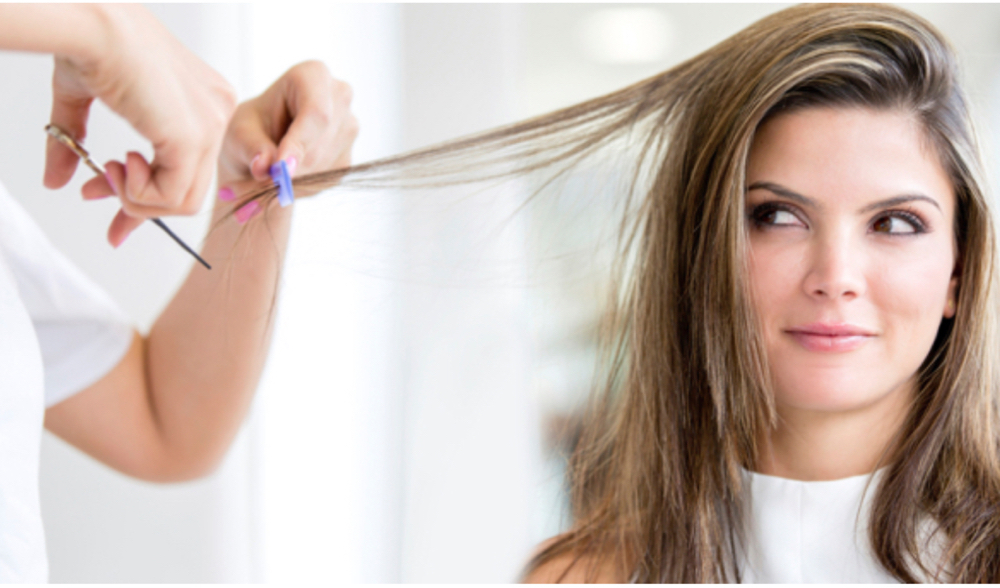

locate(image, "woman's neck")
[[757, 381, 912, 481]]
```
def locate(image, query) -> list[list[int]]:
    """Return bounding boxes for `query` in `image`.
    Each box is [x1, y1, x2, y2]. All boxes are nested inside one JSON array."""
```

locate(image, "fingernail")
[[250, 154, 261, 175], [218, 186, 236, 202], [235, 200, 261, 224], [285, 156, 298, 176], [105, 172, 119, 196]]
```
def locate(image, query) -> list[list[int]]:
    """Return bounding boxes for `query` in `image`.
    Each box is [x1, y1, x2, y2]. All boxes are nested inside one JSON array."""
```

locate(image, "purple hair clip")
[[269, 160, 295, 207]]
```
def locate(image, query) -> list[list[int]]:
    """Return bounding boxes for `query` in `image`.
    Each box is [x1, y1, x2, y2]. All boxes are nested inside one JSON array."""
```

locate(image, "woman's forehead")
[[746, 107, 954, 213]]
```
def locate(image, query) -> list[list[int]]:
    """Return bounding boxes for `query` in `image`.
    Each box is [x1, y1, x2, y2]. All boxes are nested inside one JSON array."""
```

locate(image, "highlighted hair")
[[236, 4, 1000, 581]]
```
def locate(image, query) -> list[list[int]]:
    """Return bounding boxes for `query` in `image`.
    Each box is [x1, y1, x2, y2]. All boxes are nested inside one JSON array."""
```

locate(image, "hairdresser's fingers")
[[274, 62, 354, 178], [80, 173, 115, 200], [45, 57, 95, 189], [88, 5, 236, 212], [318, 111, 357, 171], [218, 176, 269, 225], [124, 147, 207, 214], [113, 77, 227, 215], [277, 107, 358, 176], [271, 109, 357, 200], [331, 117, 358, 169], [119, 150, 214, 218], [107, 208, 146, 248], [218, 100, 279, 187], [291, 112, 358, 198], [103, 160, 145, 247], [332, 114, 359, 167]]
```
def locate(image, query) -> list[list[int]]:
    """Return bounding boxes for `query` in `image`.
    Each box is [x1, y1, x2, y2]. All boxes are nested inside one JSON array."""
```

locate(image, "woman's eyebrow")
[[746, 181, 819, 208], [858, 194, 942, 214], [747, 181, 943, 214]]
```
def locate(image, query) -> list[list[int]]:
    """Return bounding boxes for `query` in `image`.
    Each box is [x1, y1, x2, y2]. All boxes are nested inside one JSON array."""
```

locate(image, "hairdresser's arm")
[[0, 4, 236, 246], [43, 62, 357, 481]]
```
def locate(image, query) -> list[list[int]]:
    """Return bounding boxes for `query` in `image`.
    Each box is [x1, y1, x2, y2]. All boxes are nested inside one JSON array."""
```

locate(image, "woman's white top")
[[0, 181, 133, 582], [740, 468, 899, 583]]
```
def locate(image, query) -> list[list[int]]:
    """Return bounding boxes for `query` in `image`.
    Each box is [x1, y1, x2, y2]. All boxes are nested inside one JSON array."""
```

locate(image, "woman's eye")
[[871, 213, 923, 234], [767, 210, 800, 226], [751, 204, 804, 228]]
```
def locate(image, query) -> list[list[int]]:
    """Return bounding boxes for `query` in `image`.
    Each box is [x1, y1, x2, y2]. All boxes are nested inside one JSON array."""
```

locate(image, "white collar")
[[738, 467, 898, 583]]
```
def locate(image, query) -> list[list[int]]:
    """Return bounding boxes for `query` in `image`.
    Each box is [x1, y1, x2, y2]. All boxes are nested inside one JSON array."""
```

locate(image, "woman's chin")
[[770, 373, 896, 414]]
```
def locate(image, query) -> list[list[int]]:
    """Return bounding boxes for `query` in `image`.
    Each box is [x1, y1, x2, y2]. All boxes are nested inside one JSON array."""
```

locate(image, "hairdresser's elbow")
[[130, 444, 229, 484], [163, 456, 222, 483]]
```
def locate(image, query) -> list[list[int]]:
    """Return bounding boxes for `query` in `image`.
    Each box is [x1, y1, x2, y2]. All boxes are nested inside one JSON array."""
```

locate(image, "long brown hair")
[[233, 4, 1000, 582]]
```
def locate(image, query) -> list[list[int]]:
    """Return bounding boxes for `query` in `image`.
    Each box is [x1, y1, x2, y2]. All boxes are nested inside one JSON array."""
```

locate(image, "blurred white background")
[[0, 3, 997, 582]]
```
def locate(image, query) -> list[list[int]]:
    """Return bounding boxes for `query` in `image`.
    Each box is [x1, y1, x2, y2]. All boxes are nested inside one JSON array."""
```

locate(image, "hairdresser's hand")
[[215, 60, 358, 222], [47, 5, 236, 247]]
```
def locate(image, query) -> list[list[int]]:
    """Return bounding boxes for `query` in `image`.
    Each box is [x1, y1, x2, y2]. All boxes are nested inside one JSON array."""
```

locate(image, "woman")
[[237, 4, 999, 582]]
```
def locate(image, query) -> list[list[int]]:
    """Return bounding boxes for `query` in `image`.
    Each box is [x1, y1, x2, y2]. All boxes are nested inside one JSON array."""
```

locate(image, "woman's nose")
[[801, 235, 865, 301]]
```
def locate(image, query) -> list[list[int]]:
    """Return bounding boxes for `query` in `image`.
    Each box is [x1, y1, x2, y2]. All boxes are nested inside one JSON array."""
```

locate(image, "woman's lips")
[[784, 323, 876, 352]]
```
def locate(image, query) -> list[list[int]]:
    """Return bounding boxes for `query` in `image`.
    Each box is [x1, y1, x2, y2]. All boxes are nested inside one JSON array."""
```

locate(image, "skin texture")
[[523, 538, 625, 583], [44, 61, 358, 482], [523, 555, 622, 583], [745, 107, 958, 481]]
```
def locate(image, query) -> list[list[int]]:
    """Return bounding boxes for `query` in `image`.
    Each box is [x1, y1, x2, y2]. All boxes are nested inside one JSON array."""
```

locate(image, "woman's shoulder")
[[522, 536, 626, 583]]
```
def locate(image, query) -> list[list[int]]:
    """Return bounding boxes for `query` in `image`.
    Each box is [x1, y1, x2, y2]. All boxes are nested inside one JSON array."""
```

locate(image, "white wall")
[[396, 5, 541, 582]]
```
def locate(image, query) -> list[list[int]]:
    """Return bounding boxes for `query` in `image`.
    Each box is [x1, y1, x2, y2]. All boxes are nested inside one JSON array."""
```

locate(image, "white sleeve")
[[0, 182, 134, 408]]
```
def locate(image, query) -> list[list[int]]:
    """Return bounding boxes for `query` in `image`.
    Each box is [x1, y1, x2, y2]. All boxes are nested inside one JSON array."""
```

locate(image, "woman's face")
[[745, 107, 958, 417]]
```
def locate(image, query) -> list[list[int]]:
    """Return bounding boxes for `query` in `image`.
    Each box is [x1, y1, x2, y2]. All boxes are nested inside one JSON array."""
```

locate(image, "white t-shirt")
[[740, 468, 945, 583], [0, 181, 133, 582]]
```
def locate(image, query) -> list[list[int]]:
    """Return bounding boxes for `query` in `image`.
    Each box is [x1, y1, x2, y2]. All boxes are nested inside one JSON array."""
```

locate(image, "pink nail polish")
[[218, 186, 236, 201], [105, 172, 119, 196], [235, 200, 261, 224], [285, 156, 298, 176]]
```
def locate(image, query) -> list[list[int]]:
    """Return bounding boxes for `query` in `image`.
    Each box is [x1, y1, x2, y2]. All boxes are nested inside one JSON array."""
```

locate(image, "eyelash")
[[748, 201, 929, 235]]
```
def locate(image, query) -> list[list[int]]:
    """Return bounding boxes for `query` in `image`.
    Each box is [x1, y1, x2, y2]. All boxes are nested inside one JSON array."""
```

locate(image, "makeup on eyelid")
[[746, 200, 930, 234]]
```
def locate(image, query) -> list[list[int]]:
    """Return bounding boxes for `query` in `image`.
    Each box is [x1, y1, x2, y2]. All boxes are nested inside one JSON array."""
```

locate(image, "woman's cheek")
[[871, 251, 953, 322], [747, 240, 805, 340], [866, 247, 955, 375], [749, 240, 804, 302]]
